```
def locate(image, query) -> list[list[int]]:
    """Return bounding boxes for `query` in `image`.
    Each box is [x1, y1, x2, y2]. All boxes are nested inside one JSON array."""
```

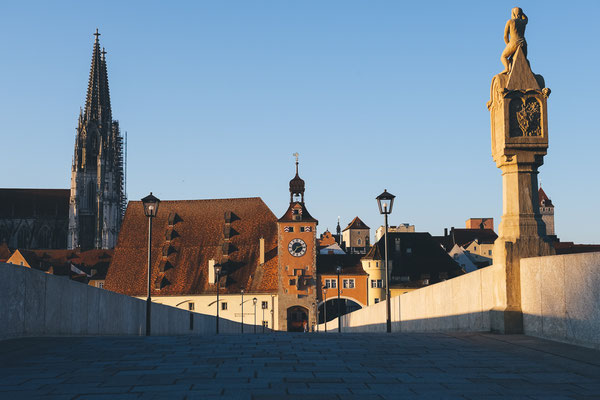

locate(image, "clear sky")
[[1, 1, 599, 243]]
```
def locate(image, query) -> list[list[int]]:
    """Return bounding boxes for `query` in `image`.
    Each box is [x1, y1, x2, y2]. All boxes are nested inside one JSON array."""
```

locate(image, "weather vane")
[[293, 152, 299, 164]]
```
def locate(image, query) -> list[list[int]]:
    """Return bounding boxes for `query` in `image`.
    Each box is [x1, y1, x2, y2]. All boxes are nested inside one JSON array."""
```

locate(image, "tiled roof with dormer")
[[105, 197, 278, 296]]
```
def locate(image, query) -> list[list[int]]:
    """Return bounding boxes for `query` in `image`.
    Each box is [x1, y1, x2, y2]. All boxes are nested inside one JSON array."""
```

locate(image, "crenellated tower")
[[68, 30, 126, 250]]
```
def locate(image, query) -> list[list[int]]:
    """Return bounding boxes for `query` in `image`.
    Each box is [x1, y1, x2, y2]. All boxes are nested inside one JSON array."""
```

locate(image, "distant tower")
[[336, 216, 341, 245], [538, 187, 555, 237], [277, 153, 318, 331], [68, 30, 126, 250]]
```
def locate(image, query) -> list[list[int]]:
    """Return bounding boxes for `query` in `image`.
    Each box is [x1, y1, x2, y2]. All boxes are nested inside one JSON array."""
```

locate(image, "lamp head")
[[142, 192, 160, 217], [376, 189, 395, 215]]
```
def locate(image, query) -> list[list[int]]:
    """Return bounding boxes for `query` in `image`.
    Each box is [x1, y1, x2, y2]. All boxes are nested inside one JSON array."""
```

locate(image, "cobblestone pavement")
[[0, 332, 599, 399]]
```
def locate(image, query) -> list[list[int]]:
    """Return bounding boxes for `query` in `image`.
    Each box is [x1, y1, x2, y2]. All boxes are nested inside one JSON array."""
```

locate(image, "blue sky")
[[1, 1, 599, 243]]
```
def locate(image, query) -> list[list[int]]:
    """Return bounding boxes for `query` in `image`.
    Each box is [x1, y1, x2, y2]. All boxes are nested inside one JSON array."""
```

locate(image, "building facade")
[[341, 217, 370, 254], [68, 30, 125, 250], [0, 189, 69, 249]]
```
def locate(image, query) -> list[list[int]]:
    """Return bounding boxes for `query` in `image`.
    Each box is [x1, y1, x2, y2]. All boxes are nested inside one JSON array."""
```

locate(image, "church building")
[[68, 30, 126, 250]]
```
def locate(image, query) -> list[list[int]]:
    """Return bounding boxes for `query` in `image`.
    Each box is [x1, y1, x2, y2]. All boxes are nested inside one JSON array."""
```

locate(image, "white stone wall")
[[0, 263, 259, 341], [521, 252, 600, 349]]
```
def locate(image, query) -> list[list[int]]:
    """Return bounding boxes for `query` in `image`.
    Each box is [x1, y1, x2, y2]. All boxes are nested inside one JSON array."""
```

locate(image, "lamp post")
[[336, 266, 342, 333], [323, 288, 328, 332], [312, 302, 316, 332], [241, 289, 244, 333], [376, 189, 395, 333], [141, 192, 160, 337], [253, 298, 257, 333], [214, 264, 222, 334], [262, 301, 266, 333]]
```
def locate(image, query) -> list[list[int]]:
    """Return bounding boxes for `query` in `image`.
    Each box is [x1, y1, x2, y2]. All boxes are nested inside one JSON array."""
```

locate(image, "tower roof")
[[343, 216, 370, 232], [539, 187, 553, 207], [289, 153, 305, 202], [84, 29, 112, 124]]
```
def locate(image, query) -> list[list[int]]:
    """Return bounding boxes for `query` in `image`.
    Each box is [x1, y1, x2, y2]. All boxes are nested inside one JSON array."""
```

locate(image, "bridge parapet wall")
[[0, 263, 254, 340], [320, 252, 600, 349]]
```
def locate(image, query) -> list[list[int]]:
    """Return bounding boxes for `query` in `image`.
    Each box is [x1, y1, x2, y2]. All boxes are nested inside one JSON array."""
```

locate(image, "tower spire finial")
[[94, 28, 101, 42], [293, 152, 299, 175]]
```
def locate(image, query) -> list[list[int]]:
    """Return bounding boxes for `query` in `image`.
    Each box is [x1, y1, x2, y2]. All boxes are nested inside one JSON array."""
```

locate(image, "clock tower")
[[277, 154, 318, 331]]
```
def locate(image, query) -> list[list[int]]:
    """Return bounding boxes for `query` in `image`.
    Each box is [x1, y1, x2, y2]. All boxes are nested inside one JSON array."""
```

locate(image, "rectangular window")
[[294, 269, 303, 276], [300, 227, 305, 232], [395, 238, 401, 252], [289, 279, 296, 286], [262, 321, 268, 327], [371, 280, 382, 288], [288, 226, 294, 232], [188, 302, 195, 311], [324, 279, 337, 289], [374, 298, 380, 304], [262, 301, 268, 309], [406, 248, 412, 254], [488, 250, 492, 256], [221, 302, 227, 310], [343, 279, 355, 289], [97, 282, 104, 289]]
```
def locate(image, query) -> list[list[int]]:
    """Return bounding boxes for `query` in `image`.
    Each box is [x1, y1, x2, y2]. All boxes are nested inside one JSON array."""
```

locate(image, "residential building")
[[341, 217, 370, 254], [362, 232, 464, 304], [375, 223, 415, 242], [5, 248, 112, 284], [104, 197, 280, 330], [316, 253, 367, 324]]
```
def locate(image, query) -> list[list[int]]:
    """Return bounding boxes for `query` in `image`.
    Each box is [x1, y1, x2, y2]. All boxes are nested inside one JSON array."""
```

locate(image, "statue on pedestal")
[[501, 7, 528, 74]]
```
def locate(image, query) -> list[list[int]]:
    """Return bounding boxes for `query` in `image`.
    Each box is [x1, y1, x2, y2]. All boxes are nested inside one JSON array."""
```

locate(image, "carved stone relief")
[[509, 96, 541, 137]]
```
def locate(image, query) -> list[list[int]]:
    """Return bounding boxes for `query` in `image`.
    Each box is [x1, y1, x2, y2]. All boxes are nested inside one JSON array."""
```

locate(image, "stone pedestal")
[[488, 47, 555, 333]]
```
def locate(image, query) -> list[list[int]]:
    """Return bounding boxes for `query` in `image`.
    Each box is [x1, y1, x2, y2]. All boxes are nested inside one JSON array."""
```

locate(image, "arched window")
[[87, 182, 96, 210], [37, 227, 51, 249], [17, 228, 30, 248]]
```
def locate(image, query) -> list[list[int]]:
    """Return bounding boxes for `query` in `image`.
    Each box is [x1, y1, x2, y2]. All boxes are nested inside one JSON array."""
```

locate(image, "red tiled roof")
[[0, 243, 12, 262], [9, 248, 112, 278], [317, 230, 336, 248], [278, 201, 318, 223], [539, 187, 553, 207], [342, 216, 369, 232], [105, 197, 278, 296]]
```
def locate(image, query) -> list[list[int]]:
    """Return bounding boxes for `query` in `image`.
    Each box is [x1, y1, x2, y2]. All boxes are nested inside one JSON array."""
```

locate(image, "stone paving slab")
[[0, 332, 599, 399]]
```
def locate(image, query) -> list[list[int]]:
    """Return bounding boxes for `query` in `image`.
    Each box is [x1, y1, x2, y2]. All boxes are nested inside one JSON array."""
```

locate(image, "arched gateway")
[[287, 306, 308, 332]]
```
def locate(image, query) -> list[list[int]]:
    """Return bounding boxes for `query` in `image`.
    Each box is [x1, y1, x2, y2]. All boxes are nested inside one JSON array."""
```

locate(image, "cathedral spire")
[[84, 29, 111, 125]]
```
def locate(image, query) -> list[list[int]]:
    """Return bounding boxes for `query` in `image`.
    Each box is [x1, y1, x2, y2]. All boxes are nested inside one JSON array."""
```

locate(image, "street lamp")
[[323, 288, 328, 332], [262, 301, 267, 333], [141, 192, 160, 336], [241, 289, 244, 334], [336, 266, 342, 333], [214, 264, 222, 334], [312, 302, 316, 332], [376, 189, 395, 333], [253, 298, 257, 333]]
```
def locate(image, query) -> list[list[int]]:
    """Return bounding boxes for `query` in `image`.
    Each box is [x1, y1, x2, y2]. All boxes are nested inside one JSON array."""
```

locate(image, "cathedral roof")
[[539, 187, 553, 207], [0, 189, 69, 218], [105, 197, 279, 296], [342, 216, 370, 232]]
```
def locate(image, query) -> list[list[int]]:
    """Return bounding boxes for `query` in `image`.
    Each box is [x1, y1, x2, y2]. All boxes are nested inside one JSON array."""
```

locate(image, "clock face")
[[288, 238, 307, 257]]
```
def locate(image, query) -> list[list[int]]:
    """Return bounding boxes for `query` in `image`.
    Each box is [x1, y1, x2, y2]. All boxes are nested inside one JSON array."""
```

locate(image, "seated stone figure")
[[501, 7, 528, 74]]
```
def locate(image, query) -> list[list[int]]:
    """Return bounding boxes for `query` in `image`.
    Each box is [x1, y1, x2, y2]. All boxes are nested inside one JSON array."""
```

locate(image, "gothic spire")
[[84, 29, 111, 125]]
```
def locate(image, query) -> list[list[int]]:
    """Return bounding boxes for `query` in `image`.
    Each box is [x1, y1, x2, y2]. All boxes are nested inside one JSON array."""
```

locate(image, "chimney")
[[208, 259, 215, 284], [444, 228, 448, 236], [259, 238, 265, 265]]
